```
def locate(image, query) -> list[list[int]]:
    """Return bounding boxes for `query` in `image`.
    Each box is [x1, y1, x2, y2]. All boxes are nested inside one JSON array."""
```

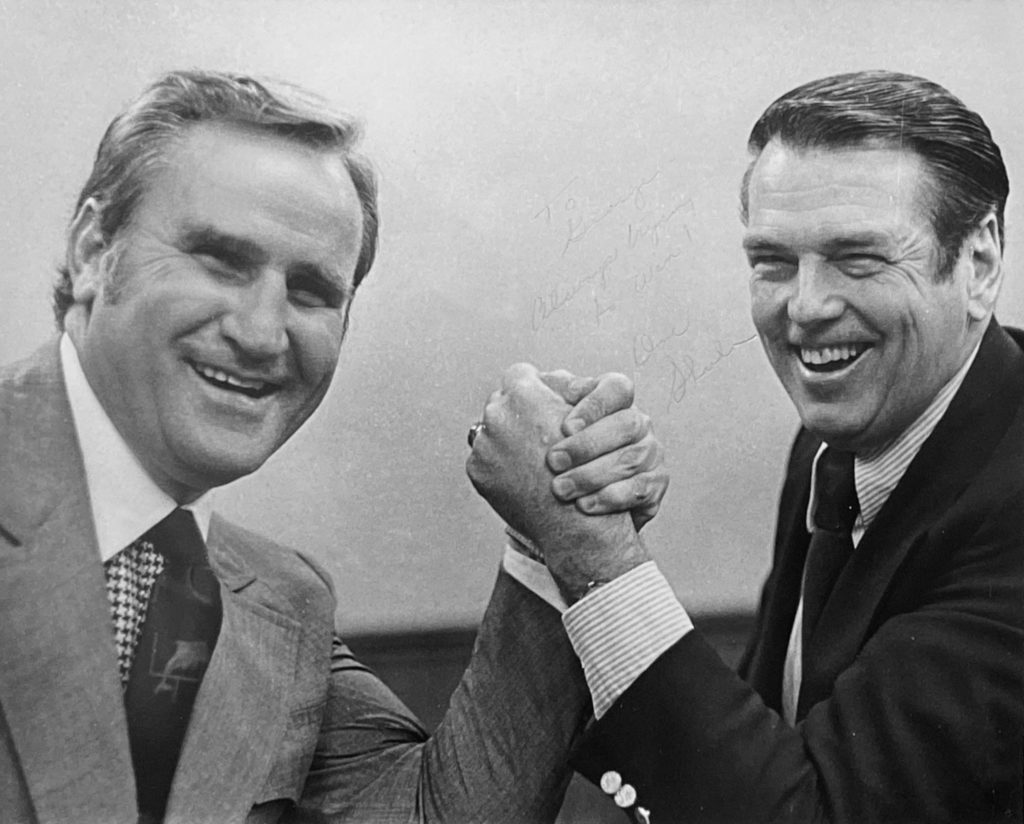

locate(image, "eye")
[[836, 254, 888, 277], [748, 256, 796, 282], [287, 271, 344, 309], [191, 248, 246, 280]]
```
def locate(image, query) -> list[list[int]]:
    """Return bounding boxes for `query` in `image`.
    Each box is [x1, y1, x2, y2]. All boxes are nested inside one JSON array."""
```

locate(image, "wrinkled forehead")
[[745, 140, 934, 230], [145, 123, 360, 242], [123, 122, 364, 296], [743, 135, 937, 214]]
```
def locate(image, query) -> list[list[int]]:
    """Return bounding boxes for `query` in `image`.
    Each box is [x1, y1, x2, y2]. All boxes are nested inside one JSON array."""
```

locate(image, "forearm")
[[419, 570, 590, 822], [298, 569, 590, 823], [574, 608, 1024, 823]]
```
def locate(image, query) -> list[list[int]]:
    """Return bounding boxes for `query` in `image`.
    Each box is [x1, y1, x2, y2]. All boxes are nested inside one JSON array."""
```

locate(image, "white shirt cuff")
[[563, 562, 692, 718], [501, 543, 568, 612]]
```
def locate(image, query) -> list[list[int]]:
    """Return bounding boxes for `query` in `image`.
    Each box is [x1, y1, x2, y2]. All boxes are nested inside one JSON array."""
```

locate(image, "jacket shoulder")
[[208, 515, 339, 623]]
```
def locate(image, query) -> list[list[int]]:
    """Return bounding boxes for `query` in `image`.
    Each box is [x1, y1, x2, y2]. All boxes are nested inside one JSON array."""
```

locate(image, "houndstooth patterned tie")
[[104, 539, 166, 686]]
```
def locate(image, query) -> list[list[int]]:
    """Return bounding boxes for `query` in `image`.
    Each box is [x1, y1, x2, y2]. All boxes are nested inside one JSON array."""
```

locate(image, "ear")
[[965, 213, 1003, 323], [65, 198, 111, 306]]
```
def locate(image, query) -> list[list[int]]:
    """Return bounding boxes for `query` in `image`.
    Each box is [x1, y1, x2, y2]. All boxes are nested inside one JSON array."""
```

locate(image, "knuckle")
[[650, 471, 670, 501], [626, 410, 649, 441], [484, 388, 503, 411], [563, 428, 595, 460], [637, 411, 652, 435], [545, 369, 574, 386], [648, 438, 665, 467], [572, 461, 608, 493], [615, 444, 646, 474], [567, 375, 596, 400], [602, 372, 635, 405], [482, 400, 500, 425], [502, 362, 532, 389], [579, 393, 607, 422]]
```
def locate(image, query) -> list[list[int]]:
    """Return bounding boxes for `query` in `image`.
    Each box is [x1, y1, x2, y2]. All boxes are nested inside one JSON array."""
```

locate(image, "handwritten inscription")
[[667, 334, 759, 410], [533, 172, 663, 255], [633, 319, 691, 367], [628, 201, 693, 251], [530, 172, 693, 332], [633, 248, 684, 294], [531, 250, 619, 332], [560, 171, 660, 255], [530, 171, 752, 410]]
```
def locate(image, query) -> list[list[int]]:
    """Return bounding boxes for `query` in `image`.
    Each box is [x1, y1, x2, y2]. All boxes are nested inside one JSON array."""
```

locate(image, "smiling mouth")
[[191, 361, 277, 399], [797, 343, 870, 373]]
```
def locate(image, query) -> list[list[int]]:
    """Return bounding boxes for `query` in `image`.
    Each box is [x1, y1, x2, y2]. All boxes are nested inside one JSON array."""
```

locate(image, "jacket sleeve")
[[571, 503, 1024, 824], [292, 568, 592, 823]]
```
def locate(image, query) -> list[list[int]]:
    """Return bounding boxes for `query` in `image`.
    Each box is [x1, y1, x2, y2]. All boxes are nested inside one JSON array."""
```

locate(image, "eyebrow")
[[820, 232, 896, 255], [180, 224, 353, 304], [179, 226, 268, 268], [742, 231, 896, 255]]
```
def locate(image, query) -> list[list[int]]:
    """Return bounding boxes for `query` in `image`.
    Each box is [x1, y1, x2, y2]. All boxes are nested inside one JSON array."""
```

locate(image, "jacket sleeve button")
[[614, 784, 637, 808], [600, 771, 623, 795]]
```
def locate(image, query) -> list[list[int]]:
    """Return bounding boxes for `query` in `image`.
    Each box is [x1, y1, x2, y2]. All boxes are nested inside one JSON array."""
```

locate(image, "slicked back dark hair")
[[740, 70, 1008, 277], [54, 69, 379, 326]]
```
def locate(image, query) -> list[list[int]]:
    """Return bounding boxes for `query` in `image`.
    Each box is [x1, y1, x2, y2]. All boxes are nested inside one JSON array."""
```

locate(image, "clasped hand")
[[466, 363, 666, 601]]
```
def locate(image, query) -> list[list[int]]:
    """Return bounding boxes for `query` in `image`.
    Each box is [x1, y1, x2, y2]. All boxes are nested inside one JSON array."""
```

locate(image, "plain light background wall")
[[3, 0, 1024, 633]]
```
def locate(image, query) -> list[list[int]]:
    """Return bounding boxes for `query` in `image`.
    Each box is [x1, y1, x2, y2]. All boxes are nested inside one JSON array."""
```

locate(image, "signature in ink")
[[666, 334, 759, 409], [633, 319, 692, 367]]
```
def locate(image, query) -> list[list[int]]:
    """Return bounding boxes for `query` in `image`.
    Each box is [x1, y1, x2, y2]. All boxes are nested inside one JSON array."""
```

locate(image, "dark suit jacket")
[[574, 320, 1024, 823], [0, 340, 591, 824]]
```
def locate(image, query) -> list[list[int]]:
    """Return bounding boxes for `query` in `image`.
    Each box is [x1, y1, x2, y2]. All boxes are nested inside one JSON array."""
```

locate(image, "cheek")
[[293, 317, 347, 383], [749, 287, 784, 336]]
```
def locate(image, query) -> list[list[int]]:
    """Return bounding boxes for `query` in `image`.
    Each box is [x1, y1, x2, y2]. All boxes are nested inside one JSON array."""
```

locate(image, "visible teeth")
[[800, 344, 865, 366], [195, 363, 266, 391]]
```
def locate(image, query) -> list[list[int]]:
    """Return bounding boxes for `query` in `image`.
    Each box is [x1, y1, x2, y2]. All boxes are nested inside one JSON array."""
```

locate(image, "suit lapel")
[[799, 321, 1024, 715], [0, 342, 137, 823], [740, 429, 817, 711], [164, 523, 301, 824]]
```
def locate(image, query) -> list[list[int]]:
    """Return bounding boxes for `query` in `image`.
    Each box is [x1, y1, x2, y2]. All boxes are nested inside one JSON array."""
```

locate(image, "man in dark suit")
[[469, 71, 1024, 822], [0, 70, 668, 823]]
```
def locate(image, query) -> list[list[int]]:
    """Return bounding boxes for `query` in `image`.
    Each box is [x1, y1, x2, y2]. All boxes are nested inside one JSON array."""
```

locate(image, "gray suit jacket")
[[0, 340, 591, 823]]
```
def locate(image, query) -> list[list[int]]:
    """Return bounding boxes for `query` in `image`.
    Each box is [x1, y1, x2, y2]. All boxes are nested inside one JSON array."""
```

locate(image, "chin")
[[177, 447, 274, 492], [796, 409, 865, 449]]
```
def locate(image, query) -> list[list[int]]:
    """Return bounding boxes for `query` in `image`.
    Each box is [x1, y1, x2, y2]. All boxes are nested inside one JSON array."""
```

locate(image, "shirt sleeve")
[[563, 562, 693, 718]]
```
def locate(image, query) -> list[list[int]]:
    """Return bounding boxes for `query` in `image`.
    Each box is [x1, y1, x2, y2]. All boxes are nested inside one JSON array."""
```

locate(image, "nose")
[[221, 272, 289, 359], [787, 259, 845, 326]]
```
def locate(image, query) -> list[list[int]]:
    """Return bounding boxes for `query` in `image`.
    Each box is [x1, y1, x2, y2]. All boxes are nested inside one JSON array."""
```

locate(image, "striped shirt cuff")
[[563, 562, 692, 718]]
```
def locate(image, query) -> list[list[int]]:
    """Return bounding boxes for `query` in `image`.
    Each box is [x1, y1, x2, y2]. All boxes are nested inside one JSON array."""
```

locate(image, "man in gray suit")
[[0, 70, 665, 823]]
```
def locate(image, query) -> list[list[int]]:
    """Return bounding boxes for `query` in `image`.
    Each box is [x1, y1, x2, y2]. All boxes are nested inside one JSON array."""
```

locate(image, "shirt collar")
[[807, 336, 983, 536], [60, 333, 213, 562]]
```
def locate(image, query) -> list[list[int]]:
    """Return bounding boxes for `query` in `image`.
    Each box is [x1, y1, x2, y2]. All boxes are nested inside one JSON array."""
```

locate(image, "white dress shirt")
[[60, 333, 213, 559]]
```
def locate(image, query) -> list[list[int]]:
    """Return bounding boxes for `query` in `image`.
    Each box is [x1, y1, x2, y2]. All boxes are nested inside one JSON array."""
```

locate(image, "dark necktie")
[[803, 447, 859, 644], [122, 508, 222, 823]]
